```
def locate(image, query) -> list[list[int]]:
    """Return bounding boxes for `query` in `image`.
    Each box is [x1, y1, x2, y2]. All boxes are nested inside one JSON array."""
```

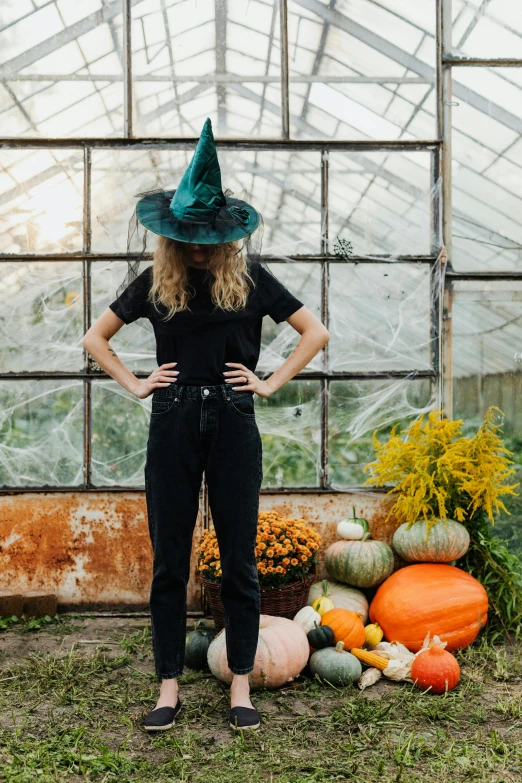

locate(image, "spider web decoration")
[[333, 237, 354, 259], [0, 168, 442, 489]]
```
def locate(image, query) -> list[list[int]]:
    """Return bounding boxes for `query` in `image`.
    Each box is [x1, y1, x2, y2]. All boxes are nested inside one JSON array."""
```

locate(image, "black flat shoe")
[[229, 705, 260, 731], [142, 698, 182, 731]]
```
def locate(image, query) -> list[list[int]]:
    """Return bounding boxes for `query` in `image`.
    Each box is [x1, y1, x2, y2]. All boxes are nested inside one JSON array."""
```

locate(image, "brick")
[[0, 592, 24, 617], [22, 592, 57, 618]]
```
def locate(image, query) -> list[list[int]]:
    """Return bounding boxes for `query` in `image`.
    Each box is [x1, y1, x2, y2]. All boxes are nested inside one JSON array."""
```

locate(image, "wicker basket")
[[199, 568, 317, 632]]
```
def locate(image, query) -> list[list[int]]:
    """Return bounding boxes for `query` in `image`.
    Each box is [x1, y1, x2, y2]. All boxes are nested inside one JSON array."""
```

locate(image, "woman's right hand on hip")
[[134, 363, 179, 399]]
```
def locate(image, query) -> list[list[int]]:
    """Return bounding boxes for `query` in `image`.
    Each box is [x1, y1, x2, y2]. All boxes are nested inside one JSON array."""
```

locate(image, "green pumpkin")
[[309, 641, 362, 686], [307, 621, 335, 649], [185, 620, 216, 670], [392, 519, 470, 563], [324, 533, 394, 588]]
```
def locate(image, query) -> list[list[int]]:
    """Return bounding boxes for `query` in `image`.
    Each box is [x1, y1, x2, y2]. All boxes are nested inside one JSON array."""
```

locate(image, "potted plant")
[[197, 510, 321, 631], [362, 406, 522, 643]]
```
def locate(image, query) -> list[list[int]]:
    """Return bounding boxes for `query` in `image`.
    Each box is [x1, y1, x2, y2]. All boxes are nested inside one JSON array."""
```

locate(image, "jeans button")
[[203, 388, 209, 396]]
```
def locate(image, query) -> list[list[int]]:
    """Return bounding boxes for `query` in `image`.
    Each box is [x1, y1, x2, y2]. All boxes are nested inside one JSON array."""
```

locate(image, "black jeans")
[[144, 382, 263, 678]]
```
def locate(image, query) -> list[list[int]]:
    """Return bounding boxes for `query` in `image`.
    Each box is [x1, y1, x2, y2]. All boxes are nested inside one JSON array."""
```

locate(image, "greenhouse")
[[0, 0, 521, 780]]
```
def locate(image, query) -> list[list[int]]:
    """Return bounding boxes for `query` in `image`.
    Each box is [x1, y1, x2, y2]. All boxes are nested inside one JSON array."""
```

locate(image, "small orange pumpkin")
[[320, 608, 365, 649], [411, 643, 460, 694]]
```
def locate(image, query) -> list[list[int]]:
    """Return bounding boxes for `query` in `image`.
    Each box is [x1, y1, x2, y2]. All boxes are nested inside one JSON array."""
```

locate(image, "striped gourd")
[[324, 534, 394, 588], [392, 519, 470, 563], [350, 648, 389, 671]]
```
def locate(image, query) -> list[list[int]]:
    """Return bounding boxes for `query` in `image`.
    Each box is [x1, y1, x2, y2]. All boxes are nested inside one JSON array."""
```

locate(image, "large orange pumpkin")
[[369, 564, 488, 652], [320, 608, 366, 649]]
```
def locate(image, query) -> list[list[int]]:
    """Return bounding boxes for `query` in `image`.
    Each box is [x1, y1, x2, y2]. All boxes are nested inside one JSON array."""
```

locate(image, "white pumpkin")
[[293, 605, 321, 634], [207, 614, 309, 690], [337, 507, 370, 540], [337, 520, 365, 540], [307, 579, 369, 623]]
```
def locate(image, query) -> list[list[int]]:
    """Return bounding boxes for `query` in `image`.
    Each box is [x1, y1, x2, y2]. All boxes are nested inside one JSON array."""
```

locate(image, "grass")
[[0, 617, 521, 782]]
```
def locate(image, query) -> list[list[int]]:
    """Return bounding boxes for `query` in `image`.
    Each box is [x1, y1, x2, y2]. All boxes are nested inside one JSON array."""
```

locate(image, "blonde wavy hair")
[[148, 235, 255, 320]]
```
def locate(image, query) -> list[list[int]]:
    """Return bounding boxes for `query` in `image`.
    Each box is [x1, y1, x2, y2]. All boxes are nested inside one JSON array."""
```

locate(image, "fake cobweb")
[[0, 149, 442, 489]]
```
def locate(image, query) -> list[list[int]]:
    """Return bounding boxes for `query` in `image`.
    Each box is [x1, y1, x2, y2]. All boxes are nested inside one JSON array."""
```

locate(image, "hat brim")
[[135, 190, 260, 245]]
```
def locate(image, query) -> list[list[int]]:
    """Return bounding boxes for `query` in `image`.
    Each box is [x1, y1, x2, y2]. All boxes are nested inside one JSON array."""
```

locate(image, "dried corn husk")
[[357, 667, 382, 690], [373, 633, 449, 682], [415, 632, 447, 653], [383, 659, 414, 681], [373, 640, 416, 682], [374, 640, 413, 660]]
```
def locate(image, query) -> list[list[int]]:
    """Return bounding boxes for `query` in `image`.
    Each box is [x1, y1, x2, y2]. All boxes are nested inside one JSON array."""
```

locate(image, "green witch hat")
[[135, 117, 260, 245]]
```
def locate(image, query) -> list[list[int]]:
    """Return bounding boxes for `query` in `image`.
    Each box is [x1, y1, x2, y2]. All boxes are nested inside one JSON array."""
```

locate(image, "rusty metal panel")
[[0, 491, 399, 610], [0, 491, 204, 611]]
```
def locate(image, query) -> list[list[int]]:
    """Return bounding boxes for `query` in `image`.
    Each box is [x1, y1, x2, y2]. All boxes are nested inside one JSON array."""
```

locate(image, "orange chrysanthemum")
[[197, 512, 321, 587]]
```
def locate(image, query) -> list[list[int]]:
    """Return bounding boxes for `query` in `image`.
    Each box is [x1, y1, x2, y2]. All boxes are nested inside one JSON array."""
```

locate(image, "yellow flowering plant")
[[197, 510, 321, 588], [362, 406, 520, 535]]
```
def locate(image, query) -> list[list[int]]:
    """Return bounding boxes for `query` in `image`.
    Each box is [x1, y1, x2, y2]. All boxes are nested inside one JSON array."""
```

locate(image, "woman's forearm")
[[265, 327, 329, 394], [82, 333, 141, 396]]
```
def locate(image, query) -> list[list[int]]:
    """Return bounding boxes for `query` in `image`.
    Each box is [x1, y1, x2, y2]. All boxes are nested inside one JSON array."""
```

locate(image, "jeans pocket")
[[228, 392, 256, 418], [151, 389, 179, 416]]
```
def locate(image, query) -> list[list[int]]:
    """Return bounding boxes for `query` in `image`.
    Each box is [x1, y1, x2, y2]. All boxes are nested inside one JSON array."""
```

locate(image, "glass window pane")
[[0, 0, 124, 138], [0, 379, 84, 487], [287, 0, 436, 140], [132, 0, 281, 137], [259, 262, 323, 374], [0, 261, 84, 372], [452, 281, 522, 431], [451, 279, 522, 558], [241, 150, 321, 255], [329, 263, 432, 372], [91, 260, 156, 374], [451, 0, 522, 59], [0, 149, 83, 253], [451, 67, 522, 272], [91, 149, 321, 254], [257, 380, 321, 488], [329, 150, 433, 256], [91, 380, 149, 487], [328, 378, 434, 488]]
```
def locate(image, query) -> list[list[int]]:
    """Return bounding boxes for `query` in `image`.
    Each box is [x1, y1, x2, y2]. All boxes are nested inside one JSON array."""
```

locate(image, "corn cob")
[[350, 648, 389, 671]]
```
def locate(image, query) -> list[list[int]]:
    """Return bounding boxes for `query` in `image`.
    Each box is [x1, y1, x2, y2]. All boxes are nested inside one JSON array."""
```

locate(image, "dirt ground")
[[0, 614, 521, 782]]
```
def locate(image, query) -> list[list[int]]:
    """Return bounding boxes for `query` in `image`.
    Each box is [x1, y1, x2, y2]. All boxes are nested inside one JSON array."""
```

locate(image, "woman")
[[82, 118, 330, 732]]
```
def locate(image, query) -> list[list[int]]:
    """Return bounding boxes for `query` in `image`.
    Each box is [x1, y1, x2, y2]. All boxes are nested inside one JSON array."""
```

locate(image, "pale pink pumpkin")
[[206, 614, 309, 690]]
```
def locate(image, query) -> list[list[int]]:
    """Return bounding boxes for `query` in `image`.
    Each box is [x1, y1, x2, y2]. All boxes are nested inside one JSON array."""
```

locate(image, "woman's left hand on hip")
[[223, 363, 273, 398]]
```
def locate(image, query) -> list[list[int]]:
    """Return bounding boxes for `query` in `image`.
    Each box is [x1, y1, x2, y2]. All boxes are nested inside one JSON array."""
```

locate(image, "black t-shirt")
[[108, 264, 305, 385]]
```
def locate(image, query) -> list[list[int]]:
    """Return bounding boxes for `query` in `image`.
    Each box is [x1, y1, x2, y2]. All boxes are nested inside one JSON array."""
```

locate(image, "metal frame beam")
[[0, 254, 438, 262], [0, 138, 439, 150], [440, 0, 453, 418]]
